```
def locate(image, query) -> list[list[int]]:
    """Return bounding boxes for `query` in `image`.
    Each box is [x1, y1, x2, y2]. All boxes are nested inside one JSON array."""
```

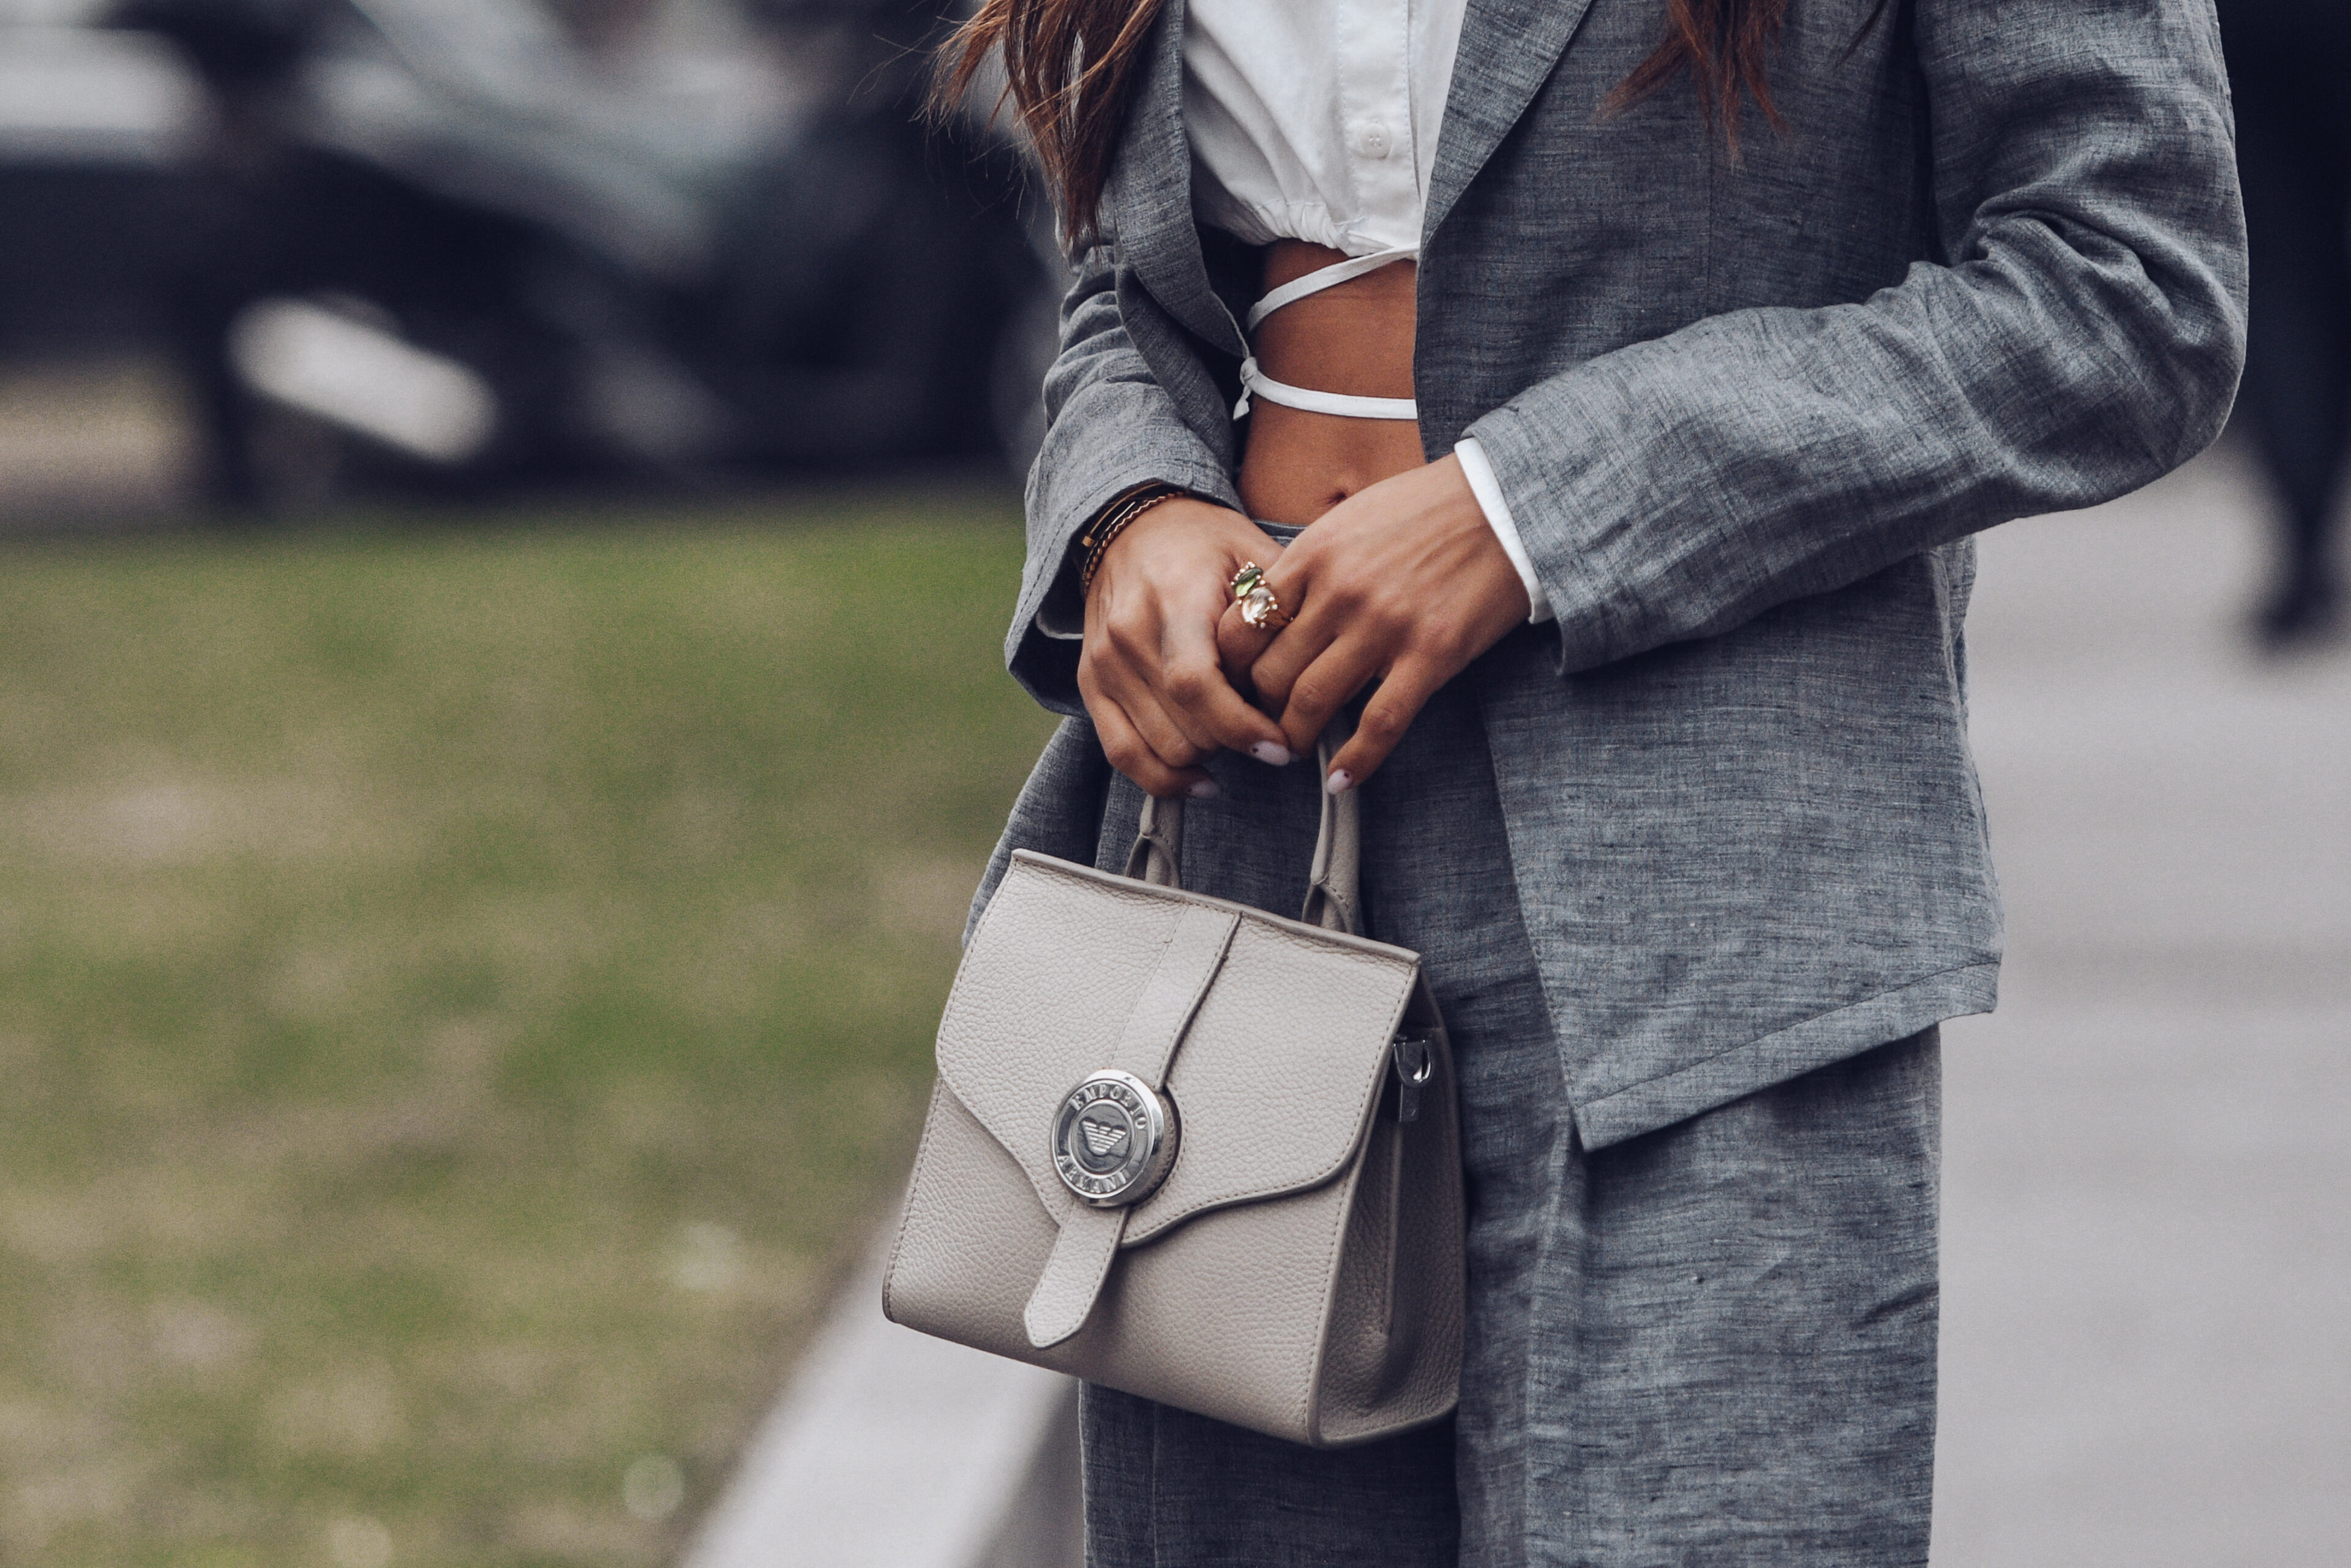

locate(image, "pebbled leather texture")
[[885, 790, 1465, 1448], [1024, 1202, 1128, 1348], [1107, 902, 1237, 1088]]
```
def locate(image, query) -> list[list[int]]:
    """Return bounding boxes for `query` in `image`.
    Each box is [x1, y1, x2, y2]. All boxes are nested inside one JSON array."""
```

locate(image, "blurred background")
[[0, 2, 2344, 1566], [0, 0, 1058, 519]]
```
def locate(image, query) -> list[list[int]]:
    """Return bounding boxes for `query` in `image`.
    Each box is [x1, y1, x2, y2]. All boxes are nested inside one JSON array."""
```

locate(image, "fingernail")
[[1249, 741, 1292, 766], [1325, 770, 1355, 797], [1187, 778, 1222, 801]]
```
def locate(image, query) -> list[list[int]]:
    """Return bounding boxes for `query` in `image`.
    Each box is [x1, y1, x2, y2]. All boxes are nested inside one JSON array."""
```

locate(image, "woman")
[[2218, 0, 2351, 650], [946, 0, 2243, 1562]]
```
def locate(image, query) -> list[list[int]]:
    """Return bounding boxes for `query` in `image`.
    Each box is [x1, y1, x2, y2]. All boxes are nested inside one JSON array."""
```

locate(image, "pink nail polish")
[[1325, 770, 1355, 796], [1250, 741, 1292, 766], [1187, 778, 1223, 801]]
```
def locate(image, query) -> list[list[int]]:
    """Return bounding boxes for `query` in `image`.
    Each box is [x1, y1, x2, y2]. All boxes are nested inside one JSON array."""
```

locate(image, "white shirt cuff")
[[1453, 437, 1553, 625]]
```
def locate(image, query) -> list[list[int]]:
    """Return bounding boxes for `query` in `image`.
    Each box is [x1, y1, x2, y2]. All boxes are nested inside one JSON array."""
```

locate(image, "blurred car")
[[0, 0, 1056, 507], [0, 7, 209, 362]]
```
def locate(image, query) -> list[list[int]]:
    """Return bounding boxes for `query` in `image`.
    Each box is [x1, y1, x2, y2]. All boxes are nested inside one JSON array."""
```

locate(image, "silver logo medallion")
[[1051, 1069, 1178, 1207]]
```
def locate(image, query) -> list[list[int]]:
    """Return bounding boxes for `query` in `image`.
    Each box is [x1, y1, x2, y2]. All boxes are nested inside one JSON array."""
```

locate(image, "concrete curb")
[[680, 1236, 1081, 1568]]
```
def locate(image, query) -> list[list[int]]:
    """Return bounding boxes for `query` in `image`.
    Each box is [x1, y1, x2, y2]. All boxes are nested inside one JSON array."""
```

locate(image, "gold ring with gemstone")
[[1229, 562, 1291, 631]]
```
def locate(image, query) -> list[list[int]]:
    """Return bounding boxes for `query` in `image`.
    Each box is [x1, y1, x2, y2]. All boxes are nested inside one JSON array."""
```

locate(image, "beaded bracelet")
[[1077, 484, 1192, 596]]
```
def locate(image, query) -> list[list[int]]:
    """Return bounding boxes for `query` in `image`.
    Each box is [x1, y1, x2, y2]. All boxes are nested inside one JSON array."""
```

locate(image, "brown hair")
[[937, 0, 1805, 251], [1603, 0, 1793, 142]]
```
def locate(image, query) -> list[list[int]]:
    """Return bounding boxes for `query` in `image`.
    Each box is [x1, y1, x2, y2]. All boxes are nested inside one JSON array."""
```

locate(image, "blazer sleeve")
[[1463, 0, 2249, 675], [1009, 244, 1246, 715]]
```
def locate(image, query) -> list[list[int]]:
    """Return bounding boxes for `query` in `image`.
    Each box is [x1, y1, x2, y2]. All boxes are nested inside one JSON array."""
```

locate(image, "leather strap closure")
[[1022, 900, 1237, 1345], [1025, 1204, 1127, 1348], [1110, 902, 1239, 1087]]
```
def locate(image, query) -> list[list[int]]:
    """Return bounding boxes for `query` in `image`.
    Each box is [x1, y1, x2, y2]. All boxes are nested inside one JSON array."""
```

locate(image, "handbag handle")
[[1122, 719, 1362, 936]]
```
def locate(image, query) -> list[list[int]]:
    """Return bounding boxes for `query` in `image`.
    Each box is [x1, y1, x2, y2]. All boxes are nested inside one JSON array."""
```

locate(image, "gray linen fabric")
[[1081, 1030, 1939, 1568], [983, 0, 2247, 1148], [1072, 669, 1940, 1564], [1082, 1027, 1939, 1568], [980, 526, 1951, 1562]]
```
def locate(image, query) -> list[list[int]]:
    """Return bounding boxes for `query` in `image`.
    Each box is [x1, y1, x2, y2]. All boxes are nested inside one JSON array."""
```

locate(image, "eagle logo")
[[1052, 1073, 1176, 1206], [1079, 1112, 1130, 1162]]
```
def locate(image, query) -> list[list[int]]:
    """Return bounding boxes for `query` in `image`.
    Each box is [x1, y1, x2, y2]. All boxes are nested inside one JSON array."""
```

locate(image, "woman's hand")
[[1216, 455, 1530, 793], [1081, 498, 1300, 797]]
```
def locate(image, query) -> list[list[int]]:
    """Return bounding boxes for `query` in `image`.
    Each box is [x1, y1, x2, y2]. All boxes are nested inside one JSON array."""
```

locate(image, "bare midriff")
[[1236, 240, 1426, 527]]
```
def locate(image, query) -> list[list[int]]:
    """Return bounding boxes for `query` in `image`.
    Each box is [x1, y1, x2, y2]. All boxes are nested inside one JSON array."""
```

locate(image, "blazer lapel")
[[1106, 0, 1248, 357], [1424, 0, 1599, 244]]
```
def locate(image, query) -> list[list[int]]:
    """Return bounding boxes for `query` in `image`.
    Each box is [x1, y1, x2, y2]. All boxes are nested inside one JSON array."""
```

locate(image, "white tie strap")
[[1232, 247, 1422, 422]]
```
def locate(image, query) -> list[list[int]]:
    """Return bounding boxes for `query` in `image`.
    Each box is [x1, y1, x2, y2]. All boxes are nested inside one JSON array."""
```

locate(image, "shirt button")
[[1354, 120, 1393, 159]]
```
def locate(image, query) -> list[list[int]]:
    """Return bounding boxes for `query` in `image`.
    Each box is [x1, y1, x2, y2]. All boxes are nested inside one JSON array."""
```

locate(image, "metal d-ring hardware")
[[1392, 1035, 1434, 1123], [1051, 1069, 1180, 1207]]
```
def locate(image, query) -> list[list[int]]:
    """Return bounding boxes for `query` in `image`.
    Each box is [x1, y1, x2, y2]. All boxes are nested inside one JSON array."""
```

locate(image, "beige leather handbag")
[[882, 765, 1463, 1449]]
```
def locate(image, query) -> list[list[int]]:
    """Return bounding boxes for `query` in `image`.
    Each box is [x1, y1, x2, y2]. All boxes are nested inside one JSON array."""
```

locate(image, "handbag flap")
[[936, 850, 1422, 1244]]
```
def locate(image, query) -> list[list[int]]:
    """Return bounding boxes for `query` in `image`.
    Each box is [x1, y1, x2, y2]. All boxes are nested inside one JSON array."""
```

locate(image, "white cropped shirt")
[[1182, 0, 1551, 621], [1182, 0, 1462, 257]]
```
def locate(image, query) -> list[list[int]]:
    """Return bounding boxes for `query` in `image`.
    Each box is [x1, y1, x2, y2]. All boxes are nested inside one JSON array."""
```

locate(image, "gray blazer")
[[981, 0, 2246, 1147]]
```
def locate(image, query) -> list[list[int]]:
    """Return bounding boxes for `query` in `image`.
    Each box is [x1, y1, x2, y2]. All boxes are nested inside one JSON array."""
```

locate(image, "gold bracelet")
[[1078, 485, 1190, 595], [1076, 484, 1171, 559]]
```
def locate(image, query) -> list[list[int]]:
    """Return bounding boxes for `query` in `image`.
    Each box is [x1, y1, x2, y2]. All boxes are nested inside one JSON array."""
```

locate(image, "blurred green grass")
[[0, 495, 1057, 1568]]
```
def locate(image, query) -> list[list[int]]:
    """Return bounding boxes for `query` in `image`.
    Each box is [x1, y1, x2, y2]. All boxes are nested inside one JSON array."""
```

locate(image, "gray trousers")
[[1080, 670, 1941, 1567]]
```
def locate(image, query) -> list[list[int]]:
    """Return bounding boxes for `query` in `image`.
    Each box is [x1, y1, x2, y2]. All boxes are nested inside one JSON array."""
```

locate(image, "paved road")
[[1933, 437, 2351, 1566]]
